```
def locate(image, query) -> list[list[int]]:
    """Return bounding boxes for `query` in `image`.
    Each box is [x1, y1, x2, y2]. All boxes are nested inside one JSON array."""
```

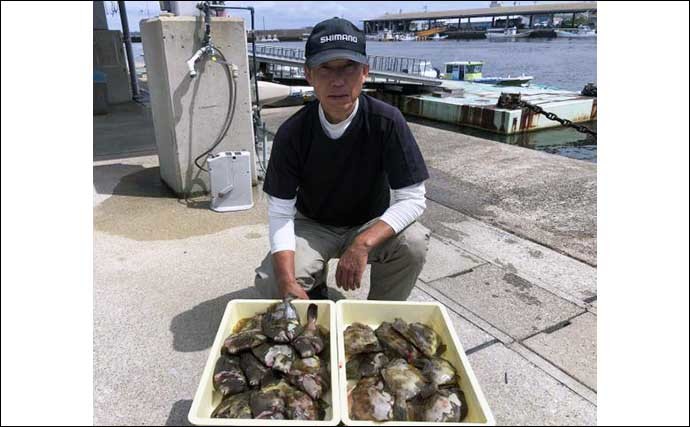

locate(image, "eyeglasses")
[[311, 62, 363, 80]]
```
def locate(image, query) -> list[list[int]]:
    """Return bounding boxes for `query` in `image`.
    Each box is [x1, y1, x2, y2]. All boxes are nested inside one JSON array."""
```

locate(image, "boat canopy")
[[445, 61, 483, 74]]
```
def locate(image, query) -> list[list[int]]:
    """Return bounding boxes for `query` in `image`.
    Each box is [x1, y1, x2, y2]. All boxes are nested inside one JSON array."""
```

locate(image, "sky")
[[104, 1, 581, 32]]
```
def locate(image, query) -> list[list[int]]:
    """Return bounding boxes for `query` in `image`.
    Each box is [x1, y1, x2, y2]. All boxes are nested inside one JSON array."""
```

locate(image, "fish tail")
[[307, 303, 318, 325]]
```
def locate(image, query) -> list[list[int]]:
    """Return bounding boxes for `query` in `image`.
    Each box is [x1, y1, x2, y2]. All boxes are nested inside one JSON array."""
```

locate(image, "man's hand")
[[336, 220, 396, 291], [336, 243, 369, 291], [272, 250, 308, 299], [279, 280, 310, 300]]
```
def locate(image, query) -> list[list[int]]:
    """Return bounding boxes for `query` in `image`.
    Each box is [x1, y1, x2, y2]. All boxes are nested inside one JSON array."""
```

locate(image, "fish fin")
[[413, 357, 430, 370], [317, 398, 331, 410], [420, 382, 438, 399], [393, 394, 408, 421], [457, 389, 469, 421]]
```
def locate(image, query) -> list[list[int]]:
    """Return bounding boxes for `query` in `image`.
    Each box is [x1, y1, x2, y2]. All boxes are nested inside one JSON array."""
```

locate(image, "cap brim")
[[305, 49, 368, 68]]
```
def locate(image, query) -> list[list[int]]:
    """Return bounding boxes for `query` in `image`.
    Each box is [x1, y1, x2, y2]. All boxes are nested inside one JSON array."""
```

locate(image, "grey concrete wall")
[[93, 30, 132, 104], [141, 16, 257, 197], [93, 1, 108, 30]]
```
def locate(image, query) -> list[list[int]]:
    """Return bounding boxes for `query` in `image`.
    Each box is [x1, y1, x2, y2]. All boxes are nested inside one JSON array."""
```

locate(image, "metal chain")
[[518, 100, 597, 139], [496, 92, 596, 139]]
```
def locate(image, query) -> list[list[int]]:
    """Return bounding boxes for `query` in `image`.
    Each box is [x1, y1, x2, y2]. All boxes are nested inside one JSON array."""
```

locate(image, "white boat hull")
[[555, 30, 596, 38], [256, 81, 290, 106], [486, 32, 531, 39]]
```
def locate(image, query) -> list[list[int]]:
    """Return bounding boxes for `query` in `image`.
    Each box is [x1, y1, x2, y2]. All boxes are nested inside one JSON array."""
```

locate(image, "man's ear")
[[360, 64, 369, 84], [304, 66, 313, 85]]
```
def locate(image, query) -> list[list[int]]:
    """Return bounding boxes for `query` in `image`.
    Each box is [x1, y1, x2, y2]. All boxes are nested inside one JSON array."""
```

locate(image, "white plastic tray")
[[188, 299, 340, 426], [336, 300, 496, 426]]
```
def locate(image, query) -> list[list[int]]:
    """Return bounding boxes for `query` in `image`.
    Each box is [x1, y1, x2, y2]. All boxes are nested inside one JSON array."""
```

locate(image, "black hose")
[[193, 47, 237, 172]]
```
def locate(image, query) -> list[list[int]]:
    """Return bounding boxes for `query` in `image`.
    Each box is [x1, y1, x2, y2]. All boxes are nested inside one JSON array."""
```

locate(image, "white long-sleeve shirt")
[[267, 101, 427, 254], [268, 182, 426, 254]]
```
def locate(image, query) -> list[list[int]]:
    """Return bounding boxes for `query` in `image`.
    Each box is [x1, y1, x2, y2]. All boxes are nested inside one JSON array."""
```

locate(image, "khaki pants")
[[254, 212, 431, 300]]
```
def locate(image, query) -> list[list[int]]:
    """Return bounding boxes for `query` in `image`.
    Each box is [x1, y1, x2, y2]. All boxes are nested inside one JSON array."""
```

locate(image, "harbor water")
[[276, 38, 597, 92], [131, 38, 597, 162]]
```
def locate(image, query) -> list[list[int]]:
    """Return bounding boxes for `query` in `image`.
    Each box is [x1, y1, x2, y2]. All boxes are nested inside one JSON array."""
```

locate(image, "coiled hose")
[[193, 46, 238, 172]]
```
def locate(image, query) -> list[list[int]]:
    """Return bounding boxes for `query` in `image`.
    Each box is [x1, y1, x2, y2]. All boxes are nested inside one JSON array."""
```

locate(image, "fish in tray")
[[258, 379, 324, 421], [213, 354, 248, 397], [348, 376, 395, 421], [413, 387, 468, 422], [211, 390, 253, 418], [392, 318, 445, 358], [286, 384, 324, 421], [375, 321, 422, 362], [210, 299, 332, 421], [261, 294, 303, 343], [249, 384, 287, 419], [344, 316, 469, 422], [221, 313, 268, 354], [222, 329, 267, 355], [292, 303, 327, 358], [380, 358, 436, 421], [344, 322, 382, 357], [287, 356, 330, 401], [251, 343, 295, 374], [414, 356, 458, 388], [233, 313, 264, 333], [346, 352, 389, 380], [239, 352, 273, 388]]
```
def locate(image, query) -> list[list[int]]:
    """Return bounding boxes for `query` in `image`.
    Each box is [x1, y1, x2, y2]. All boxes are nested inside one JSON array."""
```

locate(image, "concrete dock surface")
[[94, 103, 596, 425]]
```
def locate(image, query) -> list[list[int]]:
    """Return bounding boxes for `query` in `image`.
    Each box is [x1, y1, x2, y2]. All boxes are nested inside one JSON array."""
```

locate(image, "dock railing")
[[250, 45, 436, 78], [253, 44, 306, 61], [367, 55, 435, 77]]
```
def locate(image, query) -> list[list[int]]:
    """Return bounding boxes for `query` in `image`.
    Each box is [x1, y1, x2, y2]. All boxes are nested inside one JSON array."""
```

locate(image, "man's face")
[[305, 59, 369, 119]]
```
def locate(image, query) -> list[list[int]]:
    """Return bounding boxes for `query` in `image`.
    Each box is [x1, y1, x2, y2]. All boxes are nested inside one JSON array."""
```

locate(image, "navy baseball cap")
[[305, 17, 367, 68]]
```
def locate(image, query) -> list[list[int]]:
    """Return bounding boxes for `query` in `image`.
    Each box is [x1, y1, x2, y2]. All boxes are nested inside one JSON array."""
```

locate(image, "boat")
[[485, 27, 531, 39], [472, 75, 534, 86], [442, 61, 533, 87], [301, 33, 310, 41], [263, 84, 315, 107], [430, 33, 448, 41], [258, 34, 280, 43], [367, 30, 395, 41], [555, 25, 596, 38], [255, 81, 291, 106], [380, 29, 395, 41], [397, 33, 417, 41]]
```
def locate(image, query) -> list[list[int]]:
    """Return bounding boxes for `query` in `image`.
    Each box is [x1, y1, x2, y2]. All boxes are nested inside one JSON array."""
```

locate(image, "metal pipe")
[[262, 121, 267, 173], [202, 2, 212, 45], [117, 1, 140, 100], [206, 4, 261, 124]]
